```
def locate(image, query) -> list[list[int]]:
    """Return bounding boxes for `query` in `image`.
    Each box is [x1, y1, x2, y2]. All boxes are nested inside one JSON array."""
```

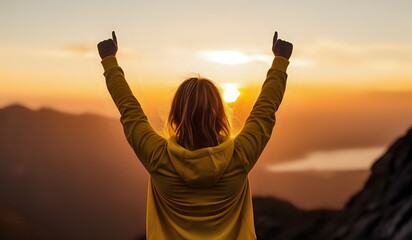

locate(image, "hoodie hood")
[[167, 137, 234, 187]]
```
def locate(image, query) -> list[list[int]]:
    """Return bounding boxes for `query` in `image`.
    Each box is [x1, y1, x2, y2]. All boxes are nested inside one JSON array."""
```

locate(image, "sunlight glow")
[[222, 85, 240, 103]]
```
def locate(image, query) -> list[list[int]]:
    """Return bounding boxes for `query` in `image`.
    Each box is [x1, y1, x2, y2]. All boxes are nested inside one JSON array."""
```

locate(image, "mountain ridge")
[[1, 104, 410, 239]]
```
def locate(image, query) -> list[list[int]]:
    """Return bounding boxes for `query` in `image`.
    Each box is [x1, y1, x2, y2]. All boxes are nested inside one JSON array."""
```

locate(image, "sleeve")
[[234, 56, 289, 172], [101, 56, 166, 172]]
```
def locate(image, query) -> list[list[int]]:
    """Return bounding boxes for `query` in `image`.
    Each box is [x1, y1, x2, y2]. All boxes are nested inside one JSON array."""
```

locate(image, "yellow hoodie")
[[102, 56, 289, 240]]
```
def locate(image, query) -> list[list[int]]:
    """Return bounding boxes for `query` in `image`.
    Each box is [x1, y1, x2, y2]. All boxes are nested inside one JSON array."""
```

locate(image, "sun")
[[223, 85, 240, 103]]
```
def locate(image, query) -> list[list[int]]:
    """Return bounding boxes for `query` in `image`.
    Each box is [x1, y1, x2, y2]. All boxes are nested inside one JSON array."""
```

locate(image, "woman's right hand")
[[272, 31, 293, 60]]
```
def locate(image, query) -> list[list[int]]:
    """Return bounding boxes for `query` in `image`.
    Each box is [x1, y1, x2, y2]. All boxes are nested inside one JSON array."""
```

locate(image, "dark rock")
[[253, 127, 412, 240]]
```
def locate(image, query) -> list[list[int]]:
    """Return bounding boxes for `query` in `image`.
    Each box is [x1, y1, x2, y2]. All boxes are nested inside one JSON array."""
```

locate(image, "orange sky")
[[1, 0, 412, 171]]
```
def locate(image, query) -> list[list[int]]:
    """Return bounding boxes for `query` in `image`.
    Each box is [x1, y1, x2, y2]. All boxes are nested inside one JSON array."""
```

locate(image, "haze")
[[1, 0, 412, 172]]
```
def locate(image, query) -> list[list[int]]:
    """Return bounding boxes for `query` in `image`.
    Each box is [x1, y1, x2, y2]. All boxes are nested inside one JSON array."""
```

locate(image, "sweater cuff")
[[271, 57, 289, 73], [101, 56, 119, 71]]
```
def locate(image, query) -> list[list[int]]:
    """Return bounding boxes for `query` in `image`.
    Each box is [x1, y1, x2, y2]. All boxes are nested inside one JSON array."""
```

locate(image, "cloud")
[[286, 39, 412, 82], [43, 44, 136, 59], [266, 147, 386, 172], [200, 50, 313, 67], [200, 50, 262, 65], [303, 40, 412, 66], [41, 45, 95, 58]]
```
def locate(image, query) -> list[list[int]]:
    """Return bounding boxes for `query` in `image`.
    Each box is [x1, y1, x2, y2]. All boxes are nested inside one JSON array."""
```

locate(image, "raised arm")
[[234, 31, 293, 172], [97, 31, 166, 171]]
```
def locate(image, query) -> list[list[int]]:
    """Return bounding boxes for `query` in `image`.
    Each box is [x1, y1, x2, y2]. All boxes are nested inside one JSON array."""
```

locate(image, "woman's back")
[[98, 31, 292, 240], [148, 137, 252, 239]]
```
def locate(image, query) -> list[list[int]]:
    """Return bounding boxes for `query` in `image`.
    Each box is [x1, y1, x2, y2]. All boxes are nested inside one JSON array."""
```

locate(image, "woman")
[[98, 31, 292, 240]]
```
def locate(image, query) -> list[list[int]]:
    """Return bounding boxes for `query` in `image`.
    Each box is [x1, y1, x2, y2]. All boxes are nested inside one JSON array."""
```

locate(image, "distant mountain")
[[1, 104, 408, 239], [0, 202, 50, 239], [253, 127, 412, 240], [0, 104, 148, 239]]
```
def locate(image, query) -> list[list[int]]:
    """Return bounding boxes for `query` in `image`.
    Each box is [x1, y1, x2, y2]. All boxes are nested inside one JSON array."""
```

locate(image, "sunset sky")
[[1, 0, 412, 171]]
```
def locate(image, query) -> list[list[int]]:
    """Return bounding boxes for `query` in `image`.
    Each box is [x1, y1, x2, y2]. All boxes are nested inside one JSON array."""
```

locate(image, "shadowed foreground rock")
[[253, 127, 412, 240]]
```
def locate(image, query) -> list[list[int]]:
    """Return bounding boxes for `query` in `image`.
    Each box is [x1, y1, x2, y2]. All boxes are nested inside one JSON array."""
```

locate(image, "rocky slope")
[[254, 127, 412, 240]]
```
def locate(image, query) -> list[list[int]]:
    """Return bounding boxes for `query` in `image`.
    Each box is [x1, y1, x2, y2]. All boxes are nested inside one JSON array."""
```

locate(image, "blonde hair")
[[168, 77, 230, 150]]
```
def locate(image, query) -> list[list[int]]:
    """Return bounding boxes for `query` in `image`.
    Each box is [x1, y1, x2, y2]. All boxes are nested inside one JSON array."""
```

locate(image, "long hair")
[[168, 77, 230, 150]]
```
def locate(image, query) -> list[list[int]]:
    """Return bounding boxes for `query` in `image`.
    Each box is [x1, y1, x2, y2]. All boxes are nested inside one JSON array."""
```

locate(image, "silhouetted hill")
[[253, 127, 412, 240], [0, 104, 148, 239], [0, 201, 51, 239], [1, 104, 410, 239]]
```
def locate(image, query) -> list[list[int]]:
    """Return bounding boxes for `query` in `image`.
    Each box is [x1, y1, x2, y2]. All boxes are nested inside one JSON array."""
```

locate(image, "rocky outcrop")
[[253, 127, 412, 240]]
